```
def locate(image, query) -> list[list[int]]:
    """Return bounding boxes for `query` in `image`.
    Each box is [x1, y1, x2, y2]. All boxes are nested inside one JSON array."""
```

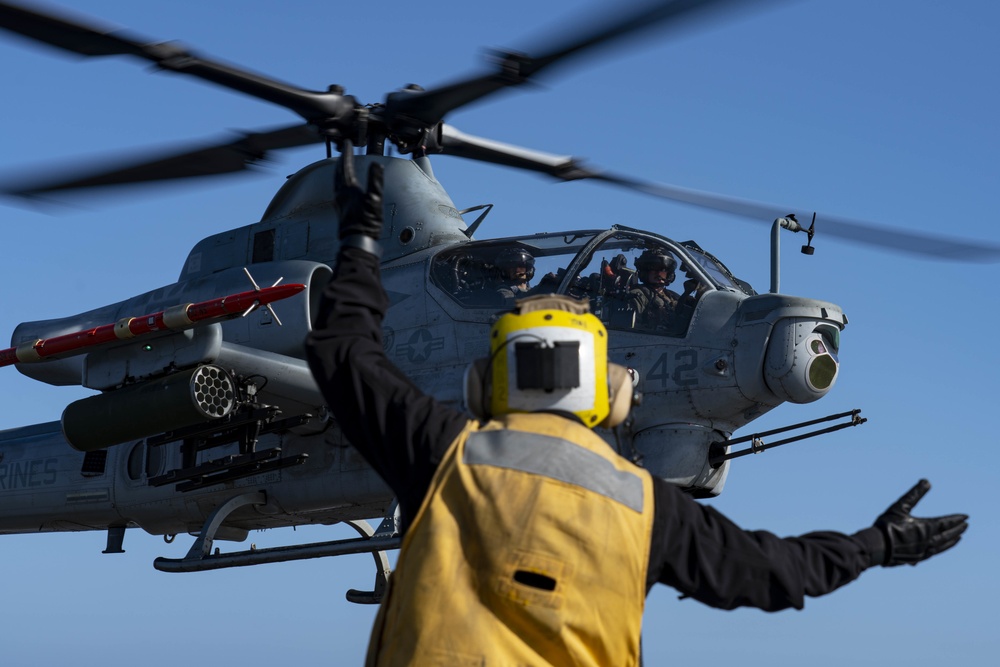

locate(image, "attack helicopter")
[[1, 0, 997, 605]]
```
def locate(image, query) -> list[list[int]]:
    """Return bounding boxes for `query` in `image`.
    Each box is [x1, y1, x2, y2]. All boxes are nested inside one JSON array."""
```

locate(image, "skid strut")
[[345, 501, 400, 604], [153, 492, 400, 603]]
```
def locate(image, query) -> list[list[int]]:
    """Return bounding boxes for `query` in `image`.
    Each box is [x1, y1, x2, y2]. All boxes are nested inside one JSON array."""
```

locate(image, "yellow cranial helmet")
[[463, 295, 634, 428]]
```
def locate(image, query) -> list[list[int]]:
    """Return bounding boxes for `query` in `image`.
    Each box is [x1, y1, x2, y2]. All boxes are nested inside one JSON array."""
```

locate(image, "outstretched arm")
[[647, 477, 968, 611]]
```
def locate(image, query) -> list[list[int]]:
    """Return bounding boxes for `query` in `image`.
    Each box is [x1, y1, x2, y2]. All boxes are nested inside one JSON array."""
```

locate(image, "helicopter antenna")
[[459, 204, 494, 239], [801, 211, 817, 255]]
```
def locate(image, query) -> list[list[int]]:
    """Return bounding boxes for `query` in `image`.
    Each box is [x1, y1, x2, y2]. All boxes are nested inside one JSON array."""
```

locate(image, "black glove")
[[874, 479, 968, 567], [336, 141, 384, 241]]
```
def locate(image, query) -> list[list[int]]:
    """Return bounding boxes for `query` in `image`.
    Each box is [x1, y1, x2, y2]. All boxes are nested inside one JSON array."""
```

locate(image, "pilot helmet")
[[463, 295, 633, 428], [635, 249, 676, 284], [495, 247, 536, 281]]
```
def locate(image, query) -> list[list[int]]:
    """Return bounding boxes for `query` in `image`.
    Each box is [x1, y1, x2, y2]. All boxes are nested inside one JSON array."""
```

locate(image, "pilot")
[[493, 246, 535, 305], [628, 248, 683, 331], [305, 156, 969, 667]]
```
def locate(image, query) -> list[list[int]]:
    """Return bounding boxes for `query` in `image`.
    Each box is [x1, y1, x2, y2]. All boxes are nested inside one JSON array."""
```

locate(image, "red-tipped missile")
[[0, 282, 305, 367]]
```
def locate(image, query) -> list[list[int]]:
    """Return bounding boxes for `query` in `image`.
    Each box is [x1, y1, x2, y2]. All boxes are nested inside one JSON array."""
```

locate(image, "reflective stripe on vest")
[[464, 429, 644, 513]]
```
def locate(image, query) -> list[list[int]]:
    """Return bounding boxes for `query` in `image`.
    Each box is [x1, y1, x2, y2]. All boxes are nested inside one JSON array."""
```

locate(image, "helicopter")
[[0, 0, 997, 645]]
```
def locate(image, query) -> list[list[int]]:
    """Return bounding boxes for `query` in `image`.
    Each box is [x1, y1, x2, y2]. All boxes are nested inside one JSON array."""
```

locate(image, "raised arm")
[[304, 152, 470, 527]]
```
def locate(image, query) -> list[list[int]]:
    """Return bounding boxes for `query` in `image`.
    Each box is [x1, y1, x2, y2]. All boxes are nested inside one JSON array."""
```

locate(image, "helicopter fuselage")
[[0, 155, 846, 552]]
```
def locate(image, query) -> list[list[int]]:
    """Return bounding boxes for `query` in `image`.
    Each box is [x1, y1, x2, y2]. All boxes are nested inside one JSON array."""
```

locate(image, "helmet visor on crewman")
[[495, 247, 536, 282], [634, 249, 676, 284]]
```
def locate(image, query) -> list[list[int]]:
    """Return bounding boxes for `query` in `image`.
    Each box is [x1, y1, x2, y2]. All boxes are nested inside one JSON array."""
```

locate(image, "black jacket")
[[305, 247, 883, 611]]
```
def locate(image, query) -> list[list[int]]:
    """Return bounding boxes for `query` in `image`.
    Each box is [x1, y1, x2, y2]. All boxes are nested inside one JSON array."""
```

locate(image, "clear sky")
[[1, 1, 997, 665]]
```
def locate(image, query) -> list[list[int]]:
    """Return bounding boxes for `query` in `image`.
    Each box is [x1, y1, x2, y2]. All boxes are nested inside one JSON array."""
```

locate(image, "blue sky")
[[1, 1, 997, 665]]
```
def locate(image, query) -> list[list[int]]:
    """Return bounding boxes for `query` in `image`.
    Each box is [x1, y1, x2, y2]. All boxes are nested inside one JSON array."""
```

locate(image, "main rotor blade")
[[384, 0, 775, 128], [0, 2, 353, 126], [3, 124, 321, 198], [593, 174, 1000, 262], [435, 125, 1000, 262], [435, 125, 595, 180]]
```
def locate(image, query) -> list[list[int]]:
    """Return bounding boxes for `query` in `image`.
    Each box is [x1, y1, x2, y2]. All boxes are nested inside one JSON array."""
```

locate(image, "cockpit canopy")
[[429, 227, 753, 338]]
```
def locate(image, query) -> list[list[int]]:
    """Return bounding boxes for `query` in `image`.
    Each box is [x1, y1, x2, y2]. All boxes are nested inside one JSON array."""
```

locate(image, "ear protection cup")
[[463, 357, 492, 420], [600, 363, 634, 429]]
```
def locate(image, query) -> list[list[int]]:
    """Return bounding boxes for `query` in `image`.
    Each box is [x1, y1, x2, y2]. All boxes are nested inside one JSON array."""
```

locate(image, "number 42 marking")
[[647, 350, 698, 388]]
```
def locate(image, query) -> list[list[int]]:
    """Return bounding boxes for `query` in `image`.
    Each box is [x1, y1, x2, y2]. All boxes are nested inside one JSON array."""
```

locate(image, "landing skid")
[[153, 492, 401, 604]]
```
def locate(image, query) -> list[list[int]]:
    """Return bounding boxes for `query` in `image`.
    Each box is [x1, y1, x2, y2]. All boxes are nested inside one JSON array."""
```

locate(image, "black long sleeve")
[[646, 477, 881, 610], [304, 248, 470, 529], [305, 246, 880, 611]]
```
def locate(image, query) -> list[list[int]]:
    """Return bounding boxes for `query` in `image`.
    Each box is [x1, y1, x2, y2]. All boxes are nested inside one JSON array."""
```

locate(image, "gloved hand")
[[683, 277, 705, 298], [874, 479, 968, 567], [335, 140, 384, 241]]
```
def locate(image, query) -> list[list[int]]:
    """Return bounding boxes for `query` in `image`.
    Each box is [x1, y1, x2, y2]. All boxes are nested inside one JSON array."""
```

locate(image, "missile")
[[0, 282, 305, 367]]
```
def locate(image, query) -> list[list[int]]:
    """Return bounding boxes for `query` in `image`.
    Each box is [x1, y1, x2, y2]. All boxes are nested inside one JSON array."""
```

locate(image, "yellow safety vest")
[[366, 412, 655, 666]]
